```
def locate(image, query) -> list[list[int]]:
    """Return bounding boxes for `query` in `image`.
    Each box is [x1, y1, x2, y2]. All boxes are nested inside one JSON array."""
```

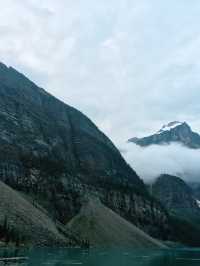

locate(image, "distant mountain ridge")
[[128, 121, 200, 148], [151, 174, 200, 246]]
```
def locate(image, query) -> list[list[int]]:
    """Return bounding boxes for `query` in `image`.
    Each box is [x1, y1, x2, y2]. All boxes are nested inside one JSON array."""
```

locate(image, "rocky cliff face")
[[0, 62, 170, 243], [128, 121, 200, 148]]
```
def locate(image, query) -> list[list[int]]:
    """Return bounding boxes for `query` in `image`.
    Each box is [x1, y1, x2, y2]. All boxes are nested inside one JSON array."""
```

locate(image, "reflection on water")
[[0, 247, 200, 266]]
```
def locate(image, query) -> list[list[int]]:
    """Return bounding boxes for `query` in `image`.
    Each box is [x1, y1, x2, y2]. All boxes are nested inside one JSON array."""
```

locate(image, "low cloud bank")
[[119, 142, 200, 183]]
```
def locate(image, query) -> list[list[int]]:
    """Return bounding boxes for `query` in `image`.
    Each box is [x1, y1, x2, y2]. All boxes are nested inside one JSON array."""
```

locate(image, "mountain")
[[128, 121, 200, 148], [152, 174, 200, 246], [152, 174, 200, 212], [0, 62, 170, 246], [67, 197, 166, 248]]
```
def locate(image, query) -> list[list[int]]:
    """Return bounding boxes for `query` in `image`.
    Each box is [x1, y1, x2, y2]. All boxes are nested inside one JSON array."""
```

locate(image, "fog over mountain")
[[120, 142, 200, 183], [120, 122, 200, 183]]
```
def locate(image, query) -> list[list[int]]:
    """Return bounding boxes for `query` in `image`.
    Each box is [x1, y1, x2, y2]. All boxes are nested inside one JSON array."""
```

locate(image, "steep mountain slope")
[[0, 180, 73, 246], [0, 62, 170, 243], [152, 174, 200, 246], [0, 62, 142, 189], [128, 121, 200, 148], [66, 197, 166, 248]]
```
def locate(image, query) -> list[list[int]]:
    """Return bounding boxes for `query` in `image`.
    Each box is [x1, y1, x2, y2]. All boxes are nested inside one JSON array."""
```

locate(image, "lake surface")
[[1, 248, 200, 266]]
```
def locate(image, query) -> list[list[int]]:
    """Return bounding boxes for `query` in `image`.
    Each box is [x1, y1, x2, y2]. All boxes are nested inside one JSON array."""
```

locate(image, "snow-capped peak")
[[157, 121, 183, 135]]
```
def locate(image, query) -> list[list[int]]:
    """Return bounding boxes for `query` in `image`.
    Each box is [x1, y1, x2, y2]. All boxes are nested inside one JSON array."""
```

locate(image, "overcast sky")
[[1, 0, 200, 146]]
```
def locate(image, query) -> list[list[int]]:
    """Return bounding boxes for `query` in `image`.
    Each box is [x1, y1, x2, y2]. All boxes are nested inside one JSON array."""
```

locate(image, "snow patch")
[[196, 199, 200, 208], [157, 121, 183, 135]]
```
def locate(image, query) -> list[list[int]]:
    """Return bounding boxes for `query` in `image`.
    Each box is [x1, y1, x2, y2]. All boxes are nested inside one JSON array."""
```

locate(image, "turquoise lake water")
[[1, 248, 200, 265]]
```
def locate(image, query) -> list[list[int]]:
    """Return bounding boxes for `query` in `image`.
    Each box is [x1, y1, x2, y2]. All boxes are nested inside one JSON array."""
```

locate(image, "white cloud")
[[0, 0, 200, 147], [119, 142, 200, 183]]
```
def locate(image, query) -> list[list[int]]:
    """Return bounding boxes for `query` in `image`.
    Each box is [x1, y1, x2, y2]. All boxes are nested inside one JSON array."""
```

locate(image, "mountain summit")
[[128, 121, 200, 148]]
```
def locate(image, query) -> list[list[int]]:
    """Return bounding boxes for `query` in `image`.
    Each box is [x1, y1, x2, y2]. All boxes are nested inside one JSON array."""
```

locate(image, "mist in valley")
[[119, 142, 200, 183]]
